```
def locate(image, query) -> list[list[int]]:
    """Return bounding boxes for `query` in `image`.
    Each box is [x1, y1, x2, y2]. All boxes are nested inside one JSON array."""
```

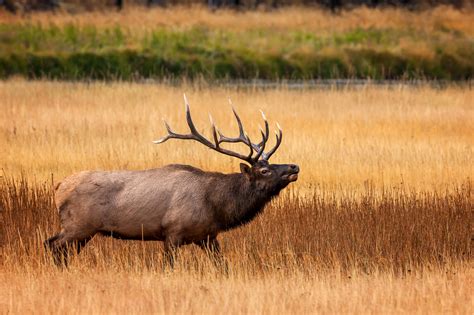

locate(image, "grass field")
[[0, 80, 473, 313], [1, 6, 473, 80], [2, 5, 472, 33]]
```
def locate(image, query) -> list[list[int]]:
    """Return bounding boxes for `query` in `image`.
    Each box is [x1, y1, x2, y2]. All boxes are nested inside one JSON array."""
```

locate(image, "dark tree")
[[330, 0, 342, 12], [26, 0, 60, 11], [147, 0, 165, 6], [1, 0, 19, 13], [208, 0, 223, 9]]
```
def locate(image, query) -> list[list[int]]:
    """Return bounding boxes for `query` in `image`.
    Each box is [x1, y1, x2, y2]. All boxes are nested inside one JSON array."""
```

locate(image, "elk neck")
[[207, 172, 275, 232]]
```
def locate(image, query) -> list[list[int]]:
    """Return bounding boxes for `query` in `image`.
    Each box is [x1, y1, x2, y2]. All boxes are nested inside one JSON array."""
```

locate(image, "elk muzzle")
[[282, 164, 299, 182]]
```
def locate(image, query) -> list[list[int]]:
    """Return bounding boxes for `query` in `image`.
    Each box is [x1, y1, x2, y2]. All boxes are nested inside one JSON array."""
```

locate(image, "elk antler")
[[218, 98, 283, 162], [153, 95, 283, 164]]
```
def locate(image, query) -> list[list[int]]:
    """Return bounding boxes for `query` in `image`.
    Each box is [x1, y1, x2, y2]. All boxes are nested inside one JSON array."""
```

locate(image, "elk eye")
[[260, 169, 269, 175]]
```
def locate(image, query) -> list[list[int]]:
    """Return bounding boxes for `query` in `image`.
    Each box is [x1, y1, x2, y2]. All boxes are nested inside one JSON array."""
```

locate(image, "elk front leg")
[[196, 237, 228, 274], [163, 236, 182, 270]]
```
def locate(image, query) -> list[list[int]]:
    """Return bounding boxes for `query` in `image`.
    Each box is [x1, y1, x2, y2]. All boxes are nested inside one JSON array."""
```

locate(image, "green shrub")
[[0, 24, 472, 80]]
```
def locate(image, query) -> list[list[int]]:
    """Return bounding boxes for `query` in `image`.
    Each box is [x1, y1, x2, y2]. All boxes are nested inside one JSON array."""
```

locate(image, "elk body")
[[45, 96, 299, 267]]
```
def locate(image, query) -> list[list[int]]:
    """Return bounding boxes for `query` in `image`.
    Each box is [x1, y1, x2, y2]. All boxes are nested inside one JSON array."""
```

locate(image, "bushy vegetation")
[[0, 17, 472, 80]]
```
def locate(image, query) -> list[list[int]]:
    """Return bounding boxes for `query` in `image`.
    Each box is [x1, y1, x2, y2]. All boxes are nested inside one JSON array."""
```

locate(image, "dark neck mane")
[[208, 173, 275, 232]]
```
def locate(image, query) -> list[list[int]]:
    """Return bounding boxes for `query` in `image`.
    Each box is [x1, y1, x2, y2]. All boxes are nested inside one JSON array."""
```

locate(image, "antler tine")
[[253, 127, 267, 161], [245, 110, 269, 154], [261, 123, 283, 161], [152, 120, 171, 144], [218, 102, 265, 163], [184, 96, 212, 146], [209, 114, 219, 148], [218, 100, 248, 145], [232, 106, 246, 139], [255, 109, 270, 148], [153, 118, 192, 144], [228, 98, 244, 136], [244, 132, 254, 160], [154, 96, 256, 164]]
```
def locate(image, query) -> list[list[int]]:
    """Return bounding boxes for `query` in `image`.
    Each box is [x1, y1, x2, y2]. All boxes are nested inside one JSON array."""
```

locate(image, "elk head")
[[153, 95, 299, 194]]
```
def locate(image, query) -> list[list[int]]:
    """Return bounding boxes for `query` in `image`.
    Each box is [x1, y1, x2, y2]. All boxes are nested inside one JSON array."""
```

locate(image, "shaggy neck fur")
[[208, 173, 280, 232]]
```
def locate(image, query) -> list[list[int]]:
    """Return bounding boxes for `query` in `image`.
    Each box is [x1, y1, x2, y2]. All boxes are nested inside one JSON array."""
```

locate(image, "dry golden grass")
[[1, 6, 473, 35], [0, 80, 473, 314], [1, 173, 472, 314], [1, 80, 472, 192], [1, 267, 472, 314]]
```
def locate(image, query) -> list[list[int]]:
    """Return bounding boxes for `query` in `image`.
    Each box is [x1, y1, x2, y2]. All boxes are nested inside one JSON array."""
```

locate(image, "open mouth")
[[288, 173, 298, 182], [282, 171, 299, 182]]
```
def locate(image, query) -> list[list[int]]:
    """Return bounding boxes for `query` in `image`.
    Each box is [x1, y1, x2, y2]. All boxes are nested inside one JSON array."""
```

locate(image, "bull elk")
[[45, 96, 299, 268]]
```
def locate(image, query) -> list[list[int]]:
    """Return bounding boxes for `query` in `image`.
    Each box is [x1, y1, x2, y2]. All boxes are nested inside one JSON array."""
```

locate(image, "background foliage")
[[0, 7, 473, 80]]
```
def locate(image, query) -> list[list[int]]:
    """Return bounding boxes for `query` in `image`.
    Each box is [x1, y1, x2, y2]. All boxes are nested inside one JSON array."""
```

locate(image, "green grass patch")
[[0, 24, 472, 80]]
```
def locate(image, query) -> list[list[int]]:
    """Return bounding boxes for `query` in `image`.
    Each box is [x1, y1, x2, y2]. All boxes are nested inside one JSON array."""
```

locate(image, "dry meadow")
[[1, 5, 472, 35], [0, 80, 473, 314]]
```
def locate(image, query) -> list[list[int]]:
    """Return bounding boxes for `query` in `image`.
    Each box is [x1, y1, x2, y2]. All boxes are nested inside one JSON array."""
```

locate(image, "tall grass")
[[1, 175, 471, 273], [1, 80, 472, 191], [0, 172, 472, 313], [0, 81, 473, 313], [2, 6, 472, 34]]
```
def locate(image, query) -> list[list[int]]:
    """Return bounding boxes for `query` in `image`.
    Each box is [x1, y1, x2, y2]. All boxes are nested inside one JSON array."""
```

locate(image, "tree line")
[[0, 0, 470, 13]]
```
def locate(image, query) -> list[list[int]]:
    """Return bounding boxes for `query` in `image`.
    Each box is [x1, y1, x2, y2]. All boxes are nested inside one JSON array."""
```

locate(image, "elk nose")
[[289, 164, 299, 173]]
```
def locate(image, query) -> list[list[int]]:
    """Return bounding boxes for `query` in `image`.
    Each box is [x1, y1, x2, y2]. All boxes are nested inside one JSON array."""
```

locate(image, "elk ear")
[[240, 163, 252, 178]]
